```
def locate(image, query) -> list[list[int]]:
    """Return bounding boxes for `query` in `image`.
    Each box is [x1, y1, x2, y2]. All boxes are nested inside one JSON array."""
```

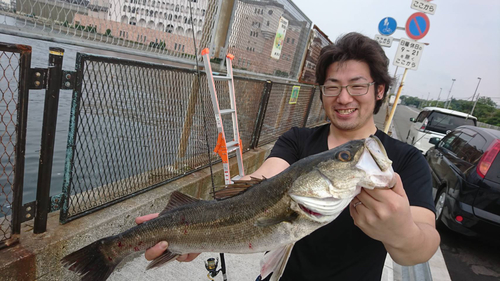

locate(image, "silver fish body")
[[61, 135, 395, 281]]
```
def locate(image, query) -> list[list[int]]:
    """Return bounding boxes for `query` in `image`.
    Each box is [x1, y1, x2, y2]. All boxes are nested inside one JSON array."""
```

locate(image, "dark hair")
[[315, 32, 393, 114]]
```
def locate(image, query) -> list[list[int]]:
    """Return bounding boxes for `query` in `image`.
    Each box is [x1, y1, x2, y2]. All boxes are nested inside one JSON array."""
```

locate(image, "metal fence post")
[[11, 46, 32, 236], [34, 47, 64, 234], [250, 80, 272, 149]]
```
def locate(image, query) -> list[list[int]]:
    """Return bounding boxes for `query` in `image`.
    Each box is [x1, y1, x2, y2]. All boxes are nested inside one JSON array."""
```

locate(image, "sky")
[[291, 0, 500, 105]]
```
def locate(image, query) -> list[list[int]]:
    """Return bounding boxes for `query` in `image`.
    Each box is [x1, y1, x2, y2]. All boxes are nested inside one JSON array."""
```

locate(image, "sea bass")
[[61, 135, 396, 281]]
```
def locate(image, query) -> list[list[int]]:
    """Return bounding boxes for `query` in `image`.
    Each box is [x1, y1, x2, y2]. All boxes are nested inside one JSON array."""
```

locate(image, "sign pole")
[[384, 68, 409, 133]]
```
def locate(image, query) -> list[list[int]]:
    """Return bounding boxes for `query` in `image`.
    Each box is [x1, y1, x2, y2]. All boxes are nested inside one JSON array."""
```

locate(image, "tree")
[[477, 96, 497, 108]]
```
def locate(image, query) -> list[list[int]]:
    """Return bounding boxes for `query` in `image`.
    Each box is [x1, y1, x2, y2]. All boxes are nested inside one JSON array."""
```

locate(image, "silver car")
[[405, 107, 477, 153]]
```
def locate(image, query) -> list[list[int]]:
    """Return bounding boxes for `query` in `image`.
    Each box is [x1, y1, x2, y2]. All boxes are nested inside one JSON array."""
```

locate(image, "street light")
[[435, 88, 442, 107], [445, 79, 456, 109], [470, 77, 482, 116]]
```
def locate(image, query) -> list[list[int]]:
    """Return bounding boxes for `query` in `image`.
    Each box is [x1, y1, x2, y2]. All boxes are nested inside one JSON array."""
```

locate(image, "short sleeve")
[[267, 127, 302, 165], [395, 147, 436, 214]]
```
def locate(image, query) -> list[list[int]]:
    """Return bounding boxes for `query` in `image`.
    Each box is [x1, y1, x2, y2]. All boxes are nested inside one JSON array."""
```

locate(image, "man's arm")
[[350, 173, 440, 266], [240, 157, 290, 180]]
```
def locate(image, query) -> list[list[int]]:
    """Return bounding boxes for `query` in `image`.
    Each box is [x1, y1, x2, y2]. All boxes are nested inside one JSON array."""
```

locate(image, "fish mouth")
[[290, 194, 352, 221], [299, 204, 323, 217]]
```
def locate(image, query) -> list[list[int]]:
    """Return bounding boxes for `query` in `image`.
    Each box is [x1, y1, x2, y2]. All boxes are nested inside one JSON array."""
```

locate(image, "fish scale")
[[61, 136, 396, 281]]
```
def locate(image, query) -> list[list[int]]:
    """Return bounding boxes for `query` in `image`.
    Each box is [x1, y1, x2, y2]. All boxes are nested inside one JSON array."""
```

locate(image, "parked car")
[[406, 107, 477, 153], [426, 125, 500, 237]]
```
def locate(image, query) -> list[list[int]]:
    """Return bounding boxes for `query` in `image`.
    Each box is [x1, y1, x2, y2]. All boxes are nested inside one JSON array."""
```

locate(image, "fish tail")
[[61, 237, 120, 281]]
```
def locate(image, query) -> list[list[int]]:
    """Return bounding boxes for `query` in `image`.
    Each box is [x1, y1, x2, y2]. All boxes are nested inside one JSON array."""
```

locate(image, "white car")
[[405, 107, 477, 153]]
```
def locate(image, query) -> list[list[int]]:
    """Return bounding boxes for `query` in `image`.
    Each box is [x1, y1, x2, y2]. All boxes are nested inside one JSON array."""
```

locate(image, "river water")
[[0, 15, 197, 208]]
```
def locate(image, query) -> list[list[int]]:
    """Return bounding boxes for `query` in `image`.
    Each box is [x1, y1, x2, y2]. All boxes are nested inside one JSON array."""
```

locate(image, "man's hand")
[[135, 213, 200, 262], [349, 173, 440, 265], [349, 173, 416, 245]]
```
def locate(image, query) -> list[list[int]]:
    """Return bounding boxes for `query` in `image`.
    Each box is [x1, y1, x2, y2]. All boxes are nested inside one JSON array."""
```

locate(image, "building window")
[[292, 38, 295, 44], [266, 21, 269, 26], [287, 38, 289, 43], [175, 4, 179, 12], [268, 10, 273, 15]]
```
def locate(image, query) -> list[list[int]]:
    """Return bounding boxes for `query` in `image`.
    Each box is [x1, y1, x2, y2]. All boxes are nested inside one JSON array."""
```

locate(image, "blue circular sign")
[[406, 12, 430, 40], [378, 17, 397, 36]]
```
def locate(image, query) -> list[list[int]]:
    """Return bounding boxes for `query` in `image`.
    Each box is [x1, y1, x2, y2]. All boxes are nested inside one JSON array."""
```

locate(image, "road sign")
[[393, 38, 425, 70], [378, 17, 397, 36], [406, 12, 430, 40], [411, 0, 437, 15], [374, 35, 393, 47]]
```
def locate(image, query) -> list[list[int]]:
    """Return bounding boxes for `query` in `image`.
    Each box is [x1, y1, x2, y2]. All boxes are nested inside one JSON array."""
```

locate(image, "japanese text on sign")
[[374, 35, 393, 47], [411, 0, 436, 15], [271, 17, 288, 59], [393, 38, 425, 70]]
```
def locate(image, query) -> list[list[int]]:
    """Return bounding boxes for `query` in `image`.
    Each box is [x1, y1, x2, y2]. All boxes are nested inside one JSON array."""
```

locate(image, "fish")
[[61, 135, 396, 281]]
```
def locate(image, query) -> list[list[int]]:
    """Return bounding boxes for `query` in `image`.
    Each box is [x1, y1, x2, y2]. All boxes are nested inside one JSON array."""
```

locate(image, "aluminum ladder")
[[201, 48, 244, 185]]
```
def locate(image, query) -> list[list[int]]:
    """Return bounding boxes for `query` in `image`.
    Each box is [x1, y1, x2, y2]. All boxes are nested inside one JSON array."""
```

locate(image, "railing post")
[[302, 86, 316, 128], [250, 80, 272, 149], [34, 47, 64, 234]]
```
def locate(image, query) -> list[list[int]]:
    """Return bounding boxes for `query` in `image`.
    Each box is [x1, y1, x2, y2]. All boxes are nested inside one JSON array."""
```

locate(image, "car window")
[[442, 131, 471, 153], [416, 111, 430, 122], [440, 131, 462, 152], [426, 112, 476, 134], [459, 131, 487, 164]]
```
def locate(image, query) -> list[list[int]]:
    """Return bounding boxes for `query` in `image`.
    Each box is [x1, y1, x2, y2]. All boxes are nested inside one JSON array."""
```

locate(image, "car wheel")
[[435, 188, 446, 228]]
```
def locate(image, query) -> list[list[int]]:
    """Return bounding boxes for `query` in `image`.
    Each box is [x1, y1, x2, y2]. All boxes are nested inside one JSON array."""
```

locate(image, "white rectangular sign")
[[271, 17, 288, 60], [393, 38, 425, 70], [411, 0, 437, 15], [374, 35, 393, 47]]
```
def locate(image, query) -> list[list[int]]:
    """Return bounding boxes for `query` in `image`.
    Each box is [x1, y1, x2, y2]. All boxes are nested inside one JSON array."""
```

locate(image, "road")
[[390, 105, 500, 281]]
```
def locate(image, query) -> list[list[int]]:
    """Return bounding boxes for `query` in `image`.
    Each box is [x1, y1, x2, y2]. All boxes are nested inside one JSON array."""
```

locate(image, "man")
[[137, 32, 440, 280]]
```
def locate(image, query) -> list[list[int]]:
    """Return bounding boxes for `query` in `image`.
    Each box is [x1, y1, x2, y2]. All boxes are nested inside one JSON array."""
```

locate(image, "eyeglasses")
[[320, 82, 376, 97]]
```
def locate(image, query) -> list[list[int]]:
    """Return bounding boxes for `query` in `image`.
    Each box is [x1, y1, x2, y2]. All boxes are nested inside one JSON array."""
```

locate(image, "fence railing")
[[0, 41, 326, 245], [0, 43, 30, 249]]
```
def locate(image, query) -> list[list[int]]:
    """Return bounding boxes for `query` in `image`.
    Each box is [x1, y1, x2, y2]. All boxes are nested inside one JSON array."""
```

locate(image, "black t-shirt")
[[263, 124, 435, 281]]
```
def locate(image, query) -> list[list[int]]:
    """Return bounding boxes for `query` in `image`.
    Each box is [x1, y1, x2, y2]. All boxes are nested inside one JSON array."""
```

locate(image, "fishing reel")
[[205, 257, 221, 280]]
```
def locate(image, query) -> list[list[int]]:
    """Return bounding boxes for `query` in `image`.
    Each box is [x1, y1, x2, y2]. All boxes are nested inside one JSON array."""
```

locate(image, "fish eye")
[[337, 151, 351, 162]]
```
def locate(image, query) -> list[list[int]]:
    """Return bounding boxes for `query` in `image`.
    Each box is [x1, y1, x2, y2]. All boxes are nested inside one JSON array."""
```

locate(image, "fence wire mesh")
[[1, 0, 220, 62], [305, 86, 327, 127], [60, 53, 265, 221], [0, 44, 29, 249], [257, 82, 314, 146], [226, 0, 311, 80]]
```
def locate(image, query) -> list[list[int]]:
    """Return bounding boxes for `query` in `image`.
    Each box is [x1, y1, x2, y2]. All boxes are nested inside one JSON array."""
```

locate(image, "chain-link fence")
[[0, 43, 30, 249], [257, 82, 315, 146], [226, 0, 311, 80], [2, 0, 220, 63], [60, 53, 268, 222]]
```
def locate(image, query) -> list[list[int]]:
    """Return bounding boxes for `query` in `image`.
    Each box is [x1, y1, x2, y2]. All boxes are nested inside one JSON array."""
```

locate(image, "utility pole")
[[470, 77, 482, 113], [435, 88, 442, 107], [444, 79, 456, 109], [425, 92, 430, 107], [470, 92, 481, 116]]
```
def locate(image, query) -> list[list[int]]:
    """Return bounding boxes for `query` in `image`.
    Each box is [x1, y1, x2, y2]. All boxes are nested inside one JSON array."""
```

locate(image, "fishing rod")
[[187, 1, 228, 280]]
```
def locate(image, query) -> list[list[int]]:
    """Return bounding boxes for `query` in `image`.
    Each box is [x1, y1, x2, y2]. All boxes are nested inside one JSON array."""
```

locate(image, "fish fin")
[[254, 212, 298, 227], [260, 243, 294, 281], [213, 177, 265, 200], [160, 191, 201, 215], [146, 249, 179, 270], [61, 237, 120, 281]]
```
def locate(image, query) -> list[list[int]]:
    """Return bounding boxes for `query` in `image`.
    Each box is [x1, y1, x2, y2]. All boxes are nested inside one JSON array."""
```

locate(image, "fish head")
[[288, 135, 395, 223]]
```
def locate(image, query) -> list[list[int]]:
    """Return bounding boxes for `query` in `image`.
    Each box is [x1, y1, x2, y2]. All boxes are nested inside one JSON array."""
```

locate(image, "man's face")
[[322, 60, 384, 132]]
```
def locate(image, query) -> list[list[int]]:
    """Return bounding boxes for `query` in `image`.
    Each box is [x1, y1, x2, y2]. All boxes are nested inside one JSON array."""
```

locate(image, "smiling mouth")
[[299, 204, 323, 217], [336, 109, 356, 115]]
